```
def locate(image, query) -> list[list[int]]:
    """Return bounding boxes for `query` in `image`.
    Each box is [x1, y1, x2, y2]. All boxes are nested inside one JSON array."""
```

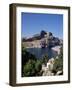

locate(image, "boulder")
[[56, 71, 63, 75]]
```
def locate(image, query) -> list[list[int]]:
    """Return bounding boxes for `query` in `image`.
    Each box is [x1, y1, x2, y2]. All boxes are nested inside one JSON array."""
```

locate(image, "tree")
[[53, 46, 63, 73], [23, 59, 42, 77], [23, 59, 36, 76], [42, 54, 49, 65], [22, 46, 36, 65], [22, 46, 37, 77], [35, 60, 42, 76]]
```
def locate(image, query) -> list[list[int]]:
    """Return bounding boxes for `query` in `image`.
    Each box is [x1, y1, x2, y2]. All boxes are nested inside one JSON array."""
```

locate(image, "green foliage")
[[22, 47, 43, 77], [23, 59, 36, 76], [22, 46, 37, 77], [35, 60, 42, 76], [22, 45, 63, 76], [22, 46, 36, 64], [23, 59, 42, 77], [53, 46, 63, 72], [53, 58, 62, 72], [42, 54, 49, 65]]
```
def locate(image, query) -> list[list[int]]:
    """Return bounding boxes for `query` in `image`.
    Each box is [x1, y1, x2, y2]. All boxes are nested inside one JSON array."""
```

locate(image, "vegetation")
[[35, 60, 42, 76], [22, 45, 63, 76], [22, 46, 43, 77], [52, 46, 63, 74], [23, 59, 36, 76], [22, 60, 43, 77], [42, 54, 49, 65], [22, 46, 37, 76]]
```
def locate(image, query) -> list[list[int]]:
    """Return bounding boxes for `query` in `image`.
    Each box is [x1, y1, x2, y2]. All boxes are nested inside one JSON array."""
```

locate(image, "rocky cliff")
[[22, 30, 63, 48]]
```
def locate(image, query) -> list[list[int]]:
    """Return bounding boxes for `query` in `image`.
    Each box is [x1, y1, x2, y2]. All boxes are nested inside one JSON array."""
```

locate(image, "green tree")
[[42, 54, 49, 65], [23, 59, 42, 77], [23, 59, 36, 76], [22, 46, 37, 77], [53, 46, 63, 73], [35, 60, 42, 76]]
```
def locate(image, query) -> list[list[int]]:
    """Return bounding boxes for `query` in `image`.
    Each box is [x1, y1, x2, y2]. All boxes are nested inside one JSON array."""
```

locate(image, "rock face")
[[42, 70, 54, 76], [42, 58, 54, 76], [22, 30, 62, 48]]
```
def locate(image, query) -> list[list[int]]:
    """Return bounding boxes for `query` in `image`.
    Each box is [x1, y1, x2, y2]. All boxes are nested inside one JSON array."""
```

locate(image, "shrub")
[[22, 46, 37, 77], [23, 59, 36, 76], [35, 60, 42, 76], [23, 59, 42, 77], [42, 54, 49, 65], [53, 46, 63, 73]]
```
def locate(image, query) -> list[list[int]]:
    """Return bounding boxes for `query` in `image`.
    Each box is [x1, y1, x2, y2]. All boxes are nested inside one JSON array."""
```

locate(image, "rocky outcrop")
[[42, 58, 63, 76], [22, 30, 63, 48], [42, 58, 55, 76]]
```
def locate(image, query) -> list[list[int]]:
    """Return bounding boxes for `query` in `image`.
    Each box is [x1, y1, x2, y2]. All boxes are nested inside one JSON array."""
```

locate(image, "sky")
[[21, 12, 63, 39]]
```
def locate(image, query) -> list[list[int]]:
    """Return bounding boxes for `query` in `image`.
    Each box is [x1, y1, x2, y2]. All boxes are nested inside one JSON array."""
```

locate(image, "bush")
[[42, 54, 49, 65], [22, 46, 37, 77], [23, 59, 42, 77], [53, 46, 63, 73], [53, 58, 63, 72], [23, 59, 36, 76], [35, 60, 42, 76]]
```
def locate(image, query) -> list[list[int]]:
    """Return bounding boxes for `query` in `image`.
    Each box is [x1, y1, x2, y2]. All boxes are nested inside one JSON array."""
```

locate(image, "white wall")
[[0, 0, 72, 90]]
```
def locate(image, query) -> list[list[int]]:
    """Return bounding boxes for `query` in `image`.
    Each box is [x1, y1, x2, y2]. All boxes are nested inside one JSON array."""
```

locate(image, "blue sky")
[[21, 12, 63, 39]]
